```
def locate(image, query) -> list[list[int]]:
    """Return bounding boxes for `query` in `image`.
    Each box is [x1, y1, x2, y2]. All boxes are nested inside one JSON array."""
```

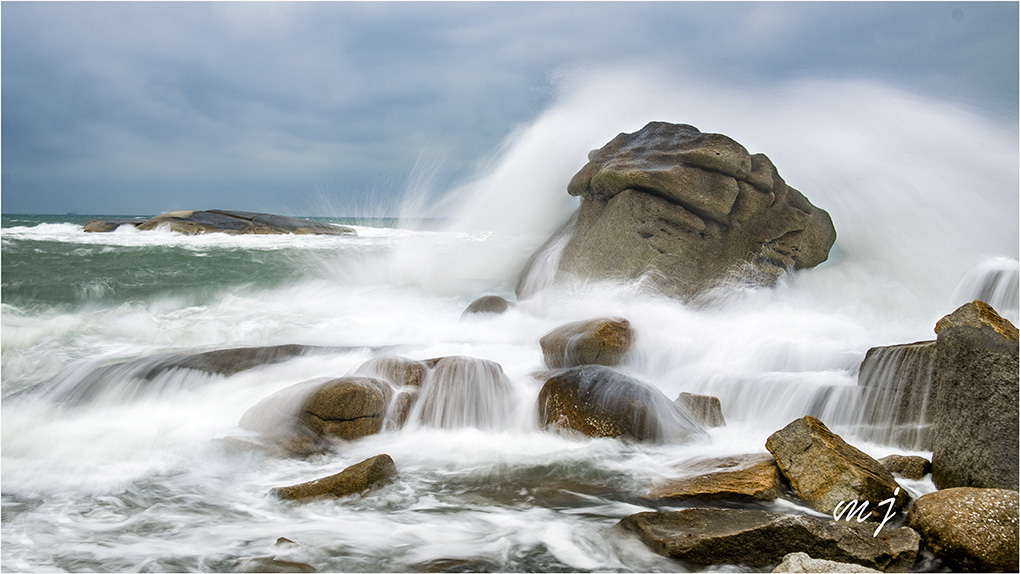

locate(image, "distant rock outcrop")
[[519, 122, 835, 299], [85, 210, 355, 235]]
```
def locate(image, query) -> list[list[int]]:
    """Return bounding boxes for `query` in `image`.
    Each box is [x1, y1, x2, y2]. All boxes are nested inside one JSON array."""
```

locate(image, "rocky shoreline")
[[53, 122, 1018, 572]]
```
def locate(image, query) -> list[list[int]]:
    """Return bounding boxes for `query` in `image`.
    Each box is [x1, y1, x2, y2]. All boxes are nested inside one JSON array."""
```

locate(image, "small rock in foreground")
[[645, 454, 782, 502], [771, 552, 881, 573], [878, 454, 931, 480]]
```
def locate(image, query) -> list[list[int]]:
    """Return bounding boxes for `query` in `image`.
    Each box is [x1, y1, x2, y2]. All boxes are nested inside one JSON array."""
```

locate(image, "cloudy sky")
[[2, 2, 1017, 216]]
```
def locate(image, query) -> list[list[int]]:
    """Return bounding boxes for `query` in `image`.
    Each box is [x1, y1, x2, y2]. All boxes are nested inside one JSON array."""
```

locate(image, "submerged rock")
[[272, 454, 397, 500], [675, 392, 725, 427], [931, 300, 1019, 490], [905, 487, 1019, 572], [878, 454, 931, 480], [526, 122, 835, 299], [765, 416, 909, 515], [353, 356, 428, 388], [615, 508, 918, 571], [645, 453, 782, 502], [231, 557, 316, 573], [537, 365, 706, 443], [771, 552, 881, 573], [461, 295, 514, 317], [539, 317, 633, 369], [413, 356, 515, 430], [129, 209, 355, 235]]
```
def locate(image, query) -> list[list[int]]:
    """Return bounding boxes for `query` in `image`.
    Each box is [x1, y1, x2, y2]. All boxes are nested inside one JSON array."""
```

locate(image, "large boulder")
[[271, 454, 397, 500], [615, 508, 919, 571], [537, 365, 706, 443], [526, 122, 836, 299], [931, 300, 1019, 490], [765, 416, 909, 515], [539, 317, 633, 369], [645, 453, 782, 503], [905, 487, 1019, 572], [133, 210, 355, 235]]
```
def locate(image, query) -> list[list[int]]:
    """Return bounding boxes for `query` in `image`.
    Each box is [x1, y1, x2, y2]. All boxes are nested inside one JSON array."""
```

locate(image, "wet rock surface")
[[539, 317, 633, 369], [461, 295, 515, 317], [645, 453, 782, 502], [675, 392, 725, 427], [878, 454, 931, 480], [905, 487, 1019, 572], [615, 508, 919, 571], [272, 454, 397, 500], [537, 365, 705, 442], [539, 122, 835, 298], [771, 552, 881, 573]]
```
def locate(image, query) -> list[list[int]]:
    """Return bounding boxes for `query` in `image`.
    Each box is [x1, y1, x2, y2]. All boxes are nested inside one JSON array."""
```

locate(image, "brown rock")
[[646, 454, 782, 502], [537, 365, 705, 443], [299, 377, 393, 440], [414, 356, 514, 430], [765, 416, 909, 515], [905, 487, 1019, 572], [934, 299, 1019, 341], [878, 455, 931, 480], [539, 317, 633, 369], [272, 454, 397, 500], [615, 508, 919, 571], [675, 392, 725, 427]]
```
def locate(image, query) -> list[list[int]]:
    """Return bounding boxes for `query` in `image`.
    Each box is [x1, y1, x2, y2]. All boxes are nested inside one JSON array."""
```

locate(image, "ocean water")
[[2, 75, 1019, 572]]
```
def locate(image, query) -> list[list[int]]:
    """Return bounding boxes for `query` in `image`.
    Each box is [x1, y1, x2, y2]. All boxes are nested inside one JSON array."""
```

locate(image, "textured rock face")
[[539, 317, 633, 369], [645, 454, 782, 502], [765, 416, 909, 515], [126, 209, 355, 235], [905, 487, 1019, 572], [272, 454, 397, 500], [675, 392, 726, 427], [353, 356, 428, 388], [615, 508, 919, 571], [931, 301, 1019, 490], [550, 122, 836, 298], [855, 340, 937, 450], [771, 552, 881, 573], [537, 365, 705, 442]]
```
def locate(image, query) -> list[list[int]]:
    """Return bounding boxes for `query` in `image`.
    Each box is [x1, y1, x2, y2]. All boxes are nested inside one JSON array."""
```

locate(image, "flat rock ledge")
[[645, 454, 782, 503], [85, 209, 355, 236], [614, 508, 919, 571], [271, 454, 397, 500]]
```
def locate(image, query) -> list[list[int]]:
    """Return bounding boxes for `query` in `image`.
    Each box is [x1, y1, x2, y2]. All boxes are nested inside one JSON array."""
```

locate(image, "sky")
[[2, 1, 1018, 216]]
